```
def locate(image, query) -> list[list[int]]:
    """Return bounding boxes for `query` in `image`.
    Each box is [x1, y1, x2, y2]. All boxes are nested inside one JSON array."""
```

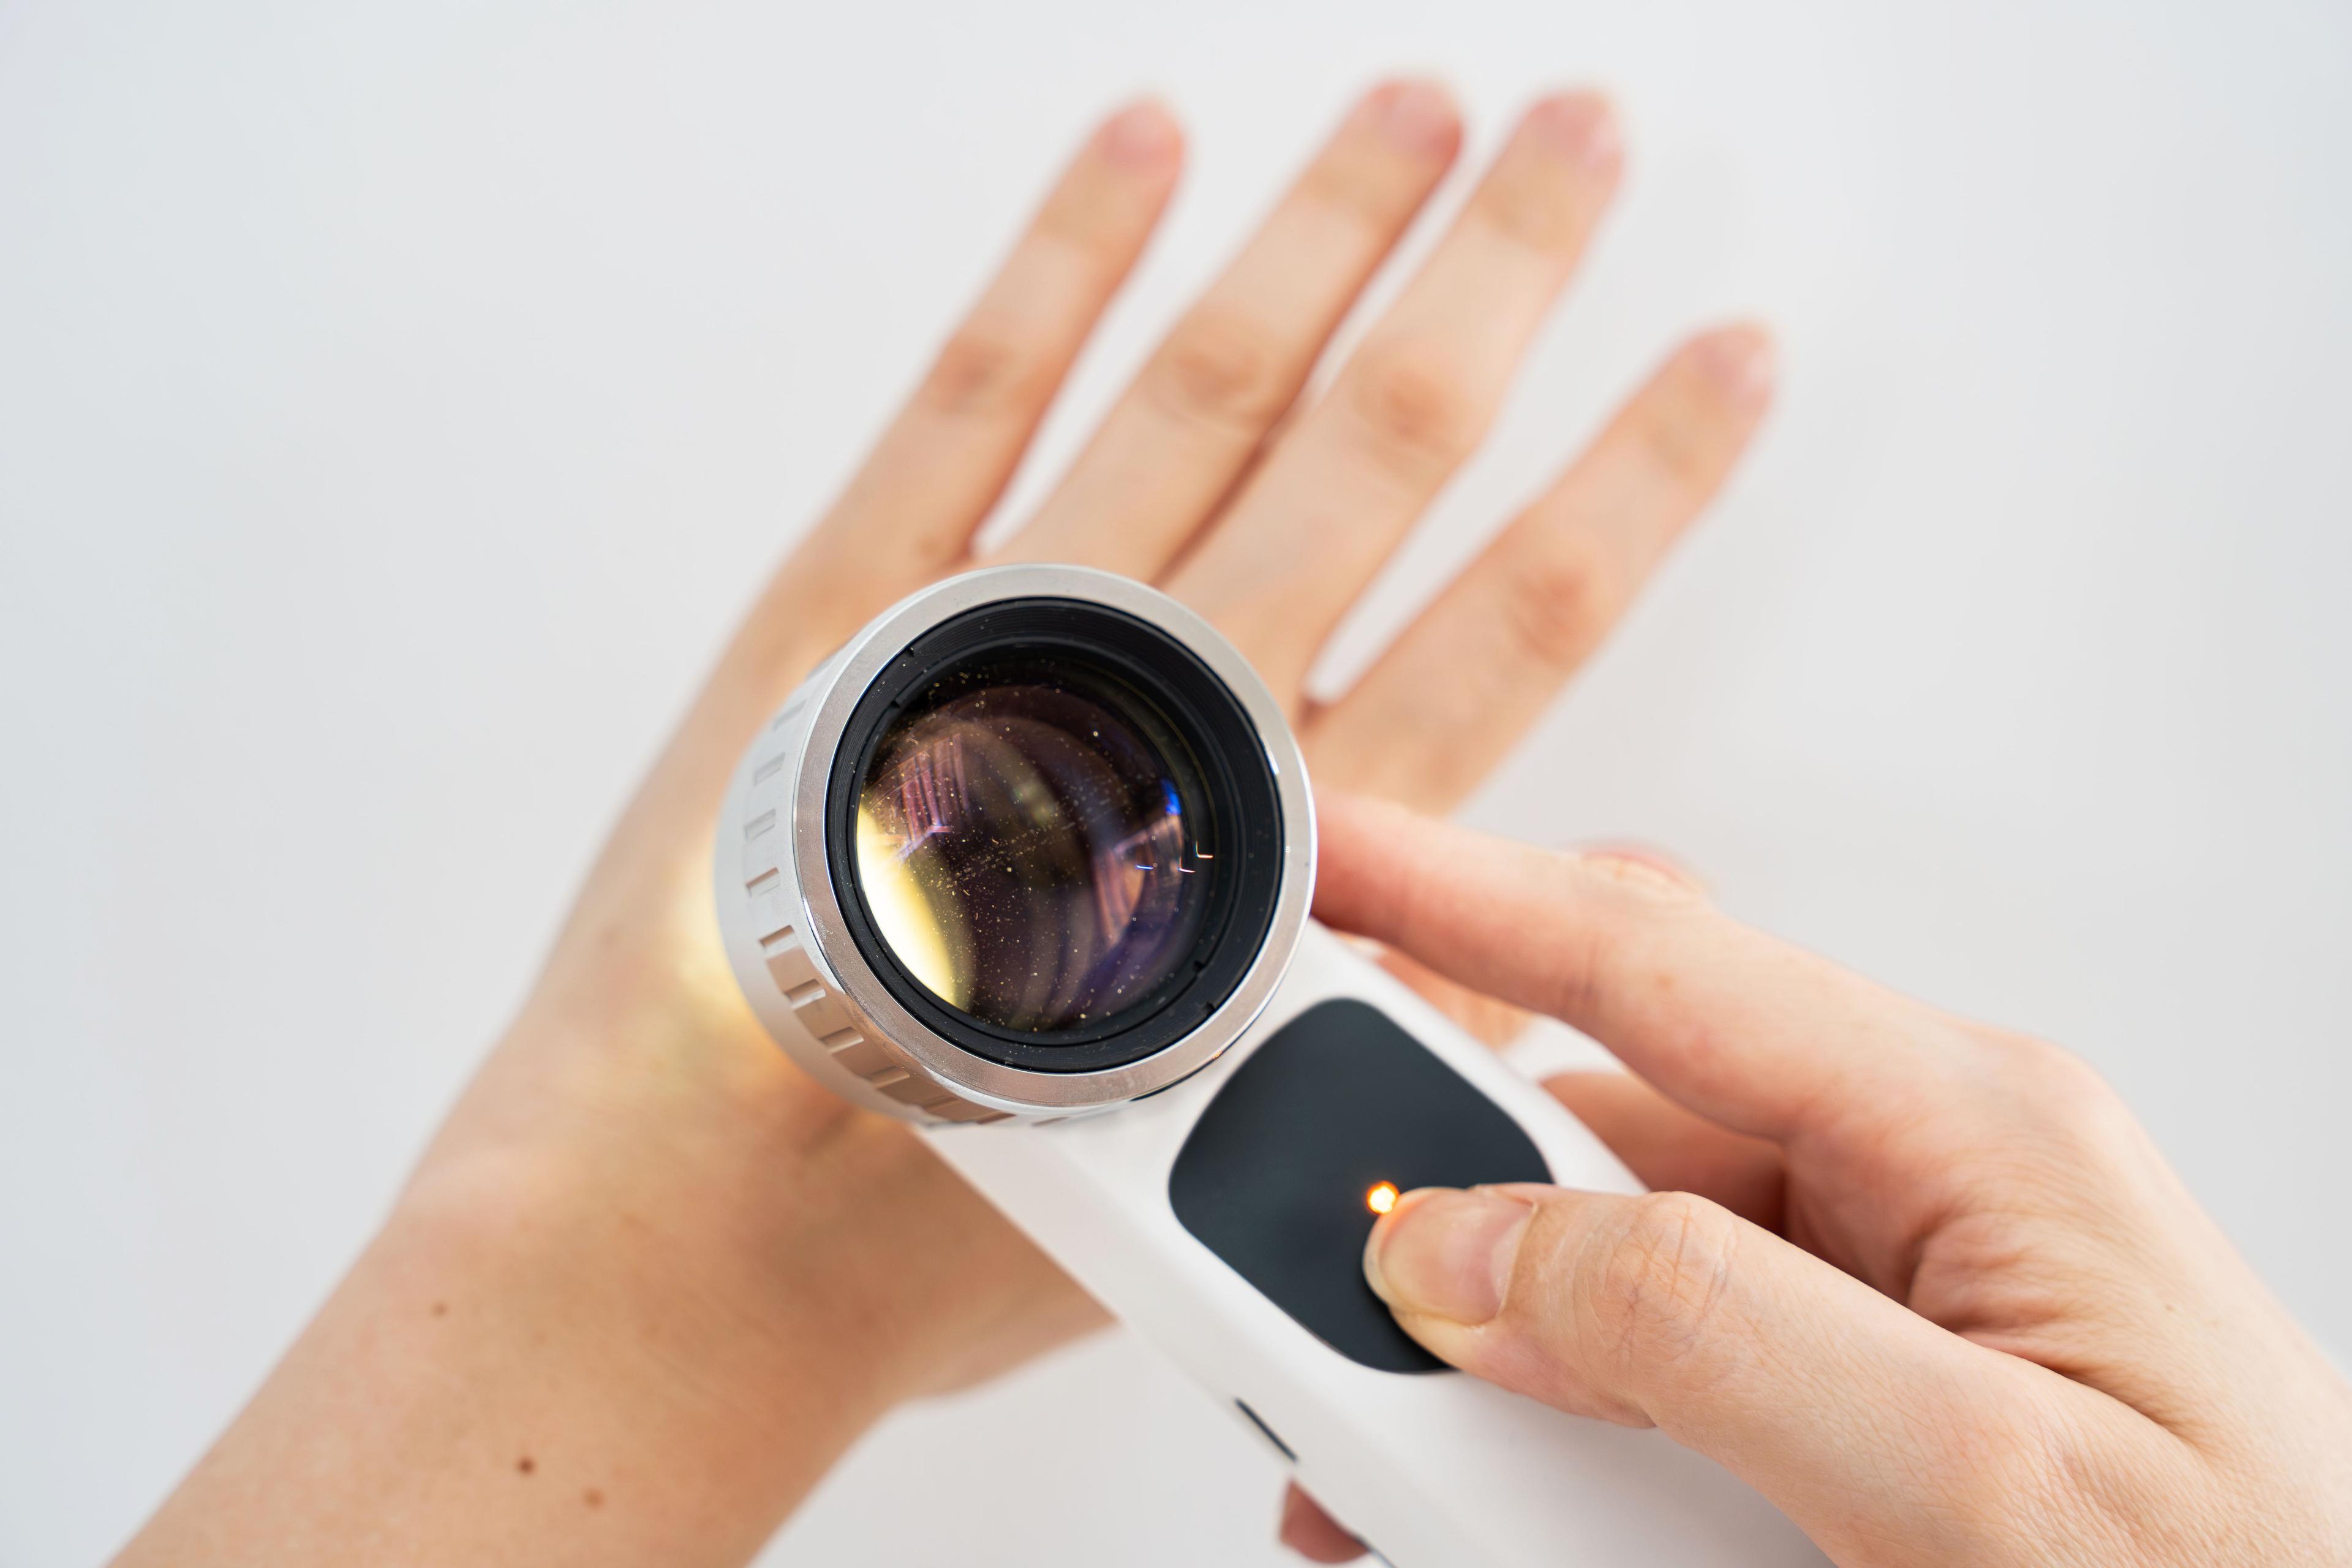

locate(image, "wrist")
[[118, 1122, 906, 1568], [362, 1128, 911, 1561], [415, 996, 1105, 1405], [392, 1057, 937, 1426]]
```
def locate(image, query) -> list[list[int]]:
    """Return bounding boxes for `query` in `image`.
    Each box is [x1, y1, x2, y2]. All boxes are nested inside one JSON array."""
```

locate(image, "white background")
[[3, 0, 2348, 1562]]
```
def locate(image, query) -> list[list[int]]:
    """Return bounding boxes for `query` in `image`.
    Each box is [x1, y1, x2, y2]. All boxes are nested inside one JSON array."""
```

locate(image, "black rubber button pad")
[[1168, 998, 1551, 1373]]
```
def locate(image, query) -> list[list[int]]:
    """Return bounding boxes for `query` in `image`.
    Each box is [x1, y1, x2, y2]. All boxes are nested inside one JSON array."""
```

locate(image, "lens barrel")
[[715, 567, 1314, 1120]]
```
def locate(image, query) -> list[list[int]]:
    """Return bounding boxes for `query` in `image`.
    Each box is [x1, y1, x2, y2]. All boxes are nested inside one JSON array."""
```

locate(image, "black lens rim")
[[825, 597, 1286, 1074]]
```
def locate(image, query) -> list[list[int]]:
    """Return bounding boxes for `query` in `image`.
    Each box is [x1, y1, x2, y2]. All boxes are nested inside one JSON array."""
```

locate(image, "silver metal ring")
[[766, 564, 1315, 1118]]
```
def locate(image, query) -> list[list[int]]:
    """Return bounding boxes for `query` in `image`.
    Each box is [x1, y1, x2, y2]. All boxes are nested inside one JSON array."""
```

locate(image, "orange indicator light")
[[1365, 1182, 1400, 1216]]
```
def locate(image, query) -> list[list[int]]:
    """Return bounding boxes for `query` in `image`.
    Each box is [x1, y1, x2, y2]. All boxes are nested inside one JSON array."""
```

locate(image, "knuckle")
[[1496, 532, 1620, 672], [1297, 156, 1411, 228], [1575, 850, 1711, 909], [1980, 1030, 2117, 1115], [1476, 162, 1593, 255], [919, 326, 1054, 418], [1626, 397, 1728, 496], [1032, 179, 1140, 255], [1349, 339, 1485, 474], [1580, 1192, 1741, 1374], [2010, 1400, 2193, 1561], [1147, 309, 1291, 432], [1975, 1030, 2146, 1155], [1536, 871, 1632, 1025]]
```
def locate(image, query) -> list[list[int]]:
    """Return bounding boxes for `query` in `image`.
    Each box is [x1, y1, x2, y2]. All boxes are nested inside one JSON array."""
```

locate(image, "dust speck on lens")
[[852, 650, 1216, 1035]]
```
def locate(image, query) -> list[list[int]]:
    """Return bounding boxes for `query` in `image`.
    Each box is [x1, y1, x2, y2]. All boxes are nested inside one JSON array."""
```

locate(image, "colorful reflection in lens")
[[853, 661, 1216, 1036]]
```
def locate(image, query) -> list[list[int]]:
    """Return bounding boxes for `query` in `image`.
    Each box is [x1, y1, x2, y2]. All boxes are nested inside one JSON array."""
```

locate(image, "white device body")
[[712, 565, 1822, 1564], [919, 922, 1823, 1568]]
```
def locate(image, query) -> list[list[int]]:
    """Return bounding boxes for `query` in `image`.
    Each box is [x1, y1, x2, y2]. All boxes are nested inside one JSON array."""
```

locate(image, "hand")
[[1281, 794, 2352, 1566], [119, 85, 1773, 1566]]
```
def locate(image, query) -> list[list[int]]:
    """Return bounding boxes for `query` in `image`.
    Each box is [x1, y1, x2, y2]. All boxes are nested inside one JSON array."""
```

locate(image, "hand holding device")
[[714, 563, 1822, 1563], [1285, 795, 2352, 1566]]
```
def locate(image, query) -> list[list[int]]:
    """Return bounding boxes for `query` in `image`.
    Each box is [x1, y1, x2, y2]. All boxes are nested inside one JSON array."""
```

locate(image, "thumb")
[[1365, 1184, 2071, 1557]]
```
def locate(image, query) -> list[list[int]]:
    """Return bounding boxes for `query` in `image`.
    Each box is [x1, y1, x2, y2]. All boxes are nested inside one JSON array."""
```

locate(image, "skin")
[[113, 84, 1776, 1566], [1278, 794, 2352, 1566]]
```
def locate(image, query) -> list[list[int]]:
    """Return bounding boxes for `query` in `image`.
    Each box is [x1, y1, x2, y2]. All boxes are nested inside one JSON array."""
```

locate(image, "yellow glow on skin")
[[1366, 1182, 1400, 1216], [854, 808, 963, 1007]]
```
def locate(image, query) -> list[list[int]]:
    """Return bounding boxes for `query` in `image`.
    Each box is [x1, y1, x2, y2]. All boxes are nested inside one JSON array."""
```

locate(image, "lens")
[[826, 597, 1287, 1076], [851, 649, 1219, 1036]]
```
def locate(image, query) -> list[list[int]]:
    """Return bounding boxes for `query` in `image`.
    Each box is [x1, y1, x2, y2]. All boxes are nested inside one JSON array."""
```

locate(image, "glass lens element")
[[852, 654, 1217, 1036]]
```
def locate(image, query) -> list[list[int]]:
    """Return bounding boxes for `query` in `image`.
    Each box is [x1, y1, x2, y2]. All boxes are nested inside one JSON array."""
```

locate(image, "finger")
[[1365, 1183, 2135, 1562], [1302, 325, 1775, 808], [1312, 792, 1966, 1140], [1378, 935, 1788, 1228], [1542, 1072, 1785, 1230], [1378, 926, 1781, 1223], [1000, 80, 1462, 578], [1375, 947, 1532, 1047], [1321, 795, 2310, 1446], [729, 100, 1183, 684], [1364, 859, 1703, 1055], [1169, 92, 1623, 701], [1277, 1483, 1366, 1562]]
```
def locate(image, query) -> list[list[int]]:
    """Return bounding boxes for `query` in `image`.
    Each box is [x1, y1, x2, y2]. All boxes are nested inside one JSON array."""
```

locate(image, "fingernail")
[[1099, 99, 1180, 170], [1365, 1188, 1532, 1325], [1689, 323, 1776, 412], [1366, 78, 1459, 160], [1526, 91, 1622, 176]]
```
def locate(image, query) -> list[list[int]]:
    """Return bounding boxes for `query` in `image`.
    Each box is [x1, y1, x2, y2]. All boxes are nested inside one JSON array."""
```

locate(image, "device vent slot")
[[750, 752, 789, 786], [742, 809, 777, 842], [1234, 1401, 1295, 1463]]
